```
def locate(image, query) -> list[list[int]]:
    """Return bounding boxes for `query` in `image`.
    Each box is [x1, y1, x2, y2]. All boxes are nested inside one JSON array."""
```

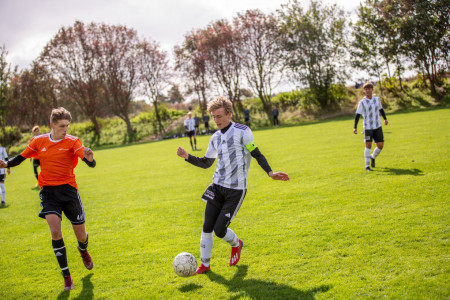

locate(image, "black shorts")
[[201, 183, 246, 238], [38, 184, 85, 224], [364, 127, 384, 143], [204, 122, 209, 128], [186, 130, 195, 137], [0, 174, 5, 182]]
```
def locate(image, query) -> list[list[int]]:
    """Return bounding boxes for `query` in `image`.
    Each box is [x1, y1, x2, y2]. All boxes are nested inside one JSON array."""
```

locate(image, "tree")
[[0, 45, 16, 137], [379, 0, 449, 97], [200, 20, 244, 119], [138, 39, 171, 136], [278, 0, 349, 107], [234, 9, 285, 121], [174, 29, 210, 116], [97, 24, 141, 139], [40, 21, 106, 135], [167, 85, 184, 104]]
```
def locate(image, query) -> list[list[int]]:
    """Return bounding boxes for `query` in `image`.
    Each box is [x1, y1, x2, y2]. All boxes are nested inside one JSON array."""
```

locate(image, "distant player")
[[177, 96, 289, 275], [353, 82, 388, 171], [0, 107, 96, 290], [0, 146, 10, 205], [184, 112, 197, 150], [203, 114, 210, 134], [31, 126, 41, 186]]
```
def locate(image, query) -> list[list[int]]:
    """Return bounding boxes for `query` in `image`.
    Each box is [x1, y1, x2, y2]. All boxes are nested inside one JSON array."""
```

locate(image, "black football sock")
[[52, 238, 70, 277], [78, 234, 89, 252]]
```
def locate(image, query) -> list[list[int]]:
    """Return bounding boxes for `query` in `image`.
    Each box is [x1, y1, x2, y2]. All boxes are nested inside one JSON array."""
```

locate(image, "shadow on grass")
[[0, 203, 10, 209], [378, 167, 424, 176], [179, 283, 203, 292], [205, 265, 331, 299], [57, 273, 94, 300]]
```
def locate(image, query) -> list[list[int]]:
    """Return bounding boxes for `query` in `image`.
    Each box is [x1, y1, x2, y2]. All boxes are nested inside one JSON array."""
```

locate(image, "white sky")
[[1, 0, 362, 71]]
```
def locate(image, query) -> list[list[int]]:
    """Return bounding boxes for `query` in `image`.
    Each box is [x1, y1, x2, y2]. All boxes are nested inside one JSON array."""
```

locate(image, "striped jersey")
[[184, 118, 196, 131], [205, 122, 254, 190], [0, 147, 7, 175], [356, 96, 383, 130], [20, 133, 86, 189]]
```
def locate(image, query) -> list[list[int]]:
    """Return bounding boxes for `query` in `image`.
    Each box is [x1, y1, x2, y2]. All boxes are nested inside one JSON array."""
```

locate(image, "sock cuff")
[[201, 231, 213, 239], [52, 238, 65, 248]]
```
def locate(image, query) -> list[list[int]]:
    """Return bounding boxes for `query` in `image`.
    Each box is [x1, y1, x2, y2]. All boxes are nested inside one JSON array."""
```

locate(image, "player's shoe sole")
[[230, 239, 243, 266], [78, 247, 93, 270], [64, 275, 74, 290], [194, 264, 211, 275]]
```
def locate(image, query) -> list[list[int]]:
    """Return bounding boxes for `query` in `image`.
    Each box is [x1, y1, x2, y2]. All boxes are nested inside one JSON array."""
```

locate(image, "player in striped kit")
[[353, 82, 389, 171], [0, 146, 10, 205], [177, 97, 289, 275], [0, 107, 96, 290]]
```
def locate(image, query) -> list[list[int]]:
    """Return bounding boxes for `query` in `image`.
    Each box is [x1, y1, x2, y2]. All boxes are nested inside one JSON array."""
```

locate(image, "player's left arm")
[[244, 130, 289, 181], [377, 97, 388, 125]]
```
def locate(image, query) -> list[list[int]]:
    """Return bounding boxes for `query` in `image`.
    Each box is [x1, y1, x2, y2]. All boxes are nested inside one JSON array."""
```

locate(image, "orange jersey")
[[21, 133, 85, 189]]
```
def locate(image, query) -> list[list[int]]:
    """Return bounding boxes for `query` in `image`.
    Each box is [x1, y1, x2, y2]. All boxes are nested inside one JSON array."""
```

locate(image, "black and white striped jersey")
[[356, 96, 383, 130], [205, 122, 254, 190]]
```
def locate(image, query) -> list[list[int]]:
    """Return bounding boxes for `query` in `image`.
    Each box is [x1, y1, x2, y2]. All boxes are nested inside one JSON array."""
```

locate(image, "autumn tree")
[[97, 24, 140, 138], [0, 45, 16, 136], [138, 39, 171, 136], [200, 20, 244, 119], [278, 0, 348, 107], [40, 21, 106, 135], [174, 29, 210, 116], [234, 9, 285, 121]]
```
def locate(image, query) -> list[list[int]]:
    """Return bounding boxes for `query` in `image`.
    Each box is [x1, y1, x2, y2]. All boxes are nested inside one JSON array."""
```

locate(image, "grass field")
[[0, 108, 449, 299]]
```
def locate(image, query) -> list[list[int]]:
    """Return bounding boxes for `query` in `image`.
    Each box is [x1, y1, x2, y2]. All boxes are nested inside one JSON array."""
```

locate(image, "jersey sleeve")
[[21, 138, 39, 158], [356, 101, 364, 115], [243, 128, 255, 154], [204, 135, 218, 158], [73, 139, 85, 159], [376, 97, 383, 110]]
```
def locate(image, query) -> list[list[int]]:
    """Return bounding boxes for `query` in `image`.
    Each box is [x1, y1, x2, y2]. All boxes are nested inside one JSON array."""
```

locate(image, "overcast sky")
[[1, 0, 362, 71]]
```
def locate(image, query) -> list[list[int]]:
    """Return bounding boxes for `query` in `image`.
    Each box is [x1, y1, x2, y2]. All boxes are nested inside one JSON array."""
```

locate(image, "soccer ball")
[[173, 252, 197, 277]]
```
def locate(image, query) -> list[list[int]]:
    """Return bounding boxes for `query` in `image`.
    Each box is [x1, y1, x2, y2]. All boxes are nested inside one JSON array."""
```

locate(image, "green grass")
[[0, 108, 449, 299]]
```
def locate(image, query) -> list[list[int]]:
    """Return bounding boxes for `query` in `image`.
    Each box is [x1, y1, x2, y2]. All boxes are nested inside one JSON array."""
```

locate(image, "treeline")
[[0, 0, 448, 146]]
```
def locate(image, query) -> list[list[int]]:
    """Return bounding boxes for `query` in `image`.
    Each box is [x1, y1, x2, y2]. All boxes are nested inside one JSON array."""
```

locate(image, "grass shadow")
[[57, 274, 94, 300], [378, 167, 424, 176], [206, 265, 331, 299], [0, 203, 10, 209], [179, 283, 203, 293]]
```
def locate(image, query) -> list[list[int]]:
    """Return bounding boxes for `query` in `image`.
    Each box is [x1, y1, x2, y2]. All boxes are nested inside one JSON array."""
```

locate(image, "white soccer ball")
[[173, 252, 197, 277]]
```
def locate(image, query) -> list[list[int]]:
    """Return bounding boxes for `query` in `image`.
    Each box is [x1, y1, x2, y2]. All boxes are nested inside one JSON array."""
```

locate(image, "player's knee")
[[377, 143, 384, 150], [50, 229, 62, 240], [213, 226, 226, 239]]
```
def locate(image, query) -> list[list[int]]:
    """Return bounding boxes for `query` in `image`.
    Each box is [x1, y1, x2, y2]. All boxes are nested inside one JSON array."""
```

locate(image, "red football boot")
[[229, 239, 243, 266], [78, 246, 93, 270], [194, 264, 211, 275], [64, 275, 74, 291]]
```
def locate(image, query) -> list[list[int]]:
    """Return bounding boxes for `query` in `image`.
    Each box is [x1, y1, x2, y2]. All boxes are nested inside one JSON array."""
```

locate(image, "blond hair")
[[207, 96, 233, 114], [32, 125, 40, 133], [50, 107, 72, 123], [363, 81, 374, 89]]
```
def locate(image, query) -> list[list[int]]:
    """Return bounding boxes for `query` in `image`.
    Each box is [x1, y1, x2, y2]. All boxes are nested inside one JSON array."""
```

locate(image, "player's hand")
[[84, 147, 94, 162], [269, 171, 290, 181], [0, 159, 7, 169], [177, 147, 189, 159], [353, 128, 357, 134], [7, 169, 10, 175], [384, 120, 388, 125]]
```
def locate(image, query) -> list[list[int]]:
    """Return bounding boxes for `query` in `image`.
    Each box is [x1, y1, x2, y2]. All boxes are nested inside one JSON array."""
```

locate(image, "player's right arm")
[[177, 147, 215, 169], [0, 155, 26, 168]]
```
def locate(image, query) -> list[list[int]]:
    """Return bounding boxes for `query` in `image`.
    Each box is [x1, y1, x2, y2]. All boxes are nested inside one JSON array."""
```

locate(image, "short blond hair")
[[50, 107, 72, 123], [363, 81, 374, 89], [32, 125, 40, 133], [207, 96, 233, 114]]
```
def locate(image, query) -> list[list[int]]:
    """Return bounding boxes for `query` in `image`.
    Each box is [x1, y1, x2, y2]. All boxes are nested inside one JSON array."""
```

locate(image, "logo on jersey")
[[58, 148, 69, 151], [41, 147, 47, 152]]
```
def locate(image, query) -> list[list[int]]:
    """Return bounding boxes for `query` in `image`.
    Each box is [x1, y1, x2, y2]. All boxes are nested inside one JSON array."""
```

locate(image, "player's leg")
[[213, 187, 246, 266], [196, 200, 221, 274], [188, 134, 194, 150], [0, 177, 5, 204], [371, 128, 385, 168], [63, 186, 93, 271], [194, 134, 197, 150], [363, 130, 373, 171]]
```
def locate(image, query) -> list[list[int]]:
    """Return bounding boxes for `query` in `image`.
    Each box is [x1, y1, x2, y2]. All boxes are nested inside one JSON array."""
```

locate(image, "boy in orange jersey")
[[0, 107, 96, 291]]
